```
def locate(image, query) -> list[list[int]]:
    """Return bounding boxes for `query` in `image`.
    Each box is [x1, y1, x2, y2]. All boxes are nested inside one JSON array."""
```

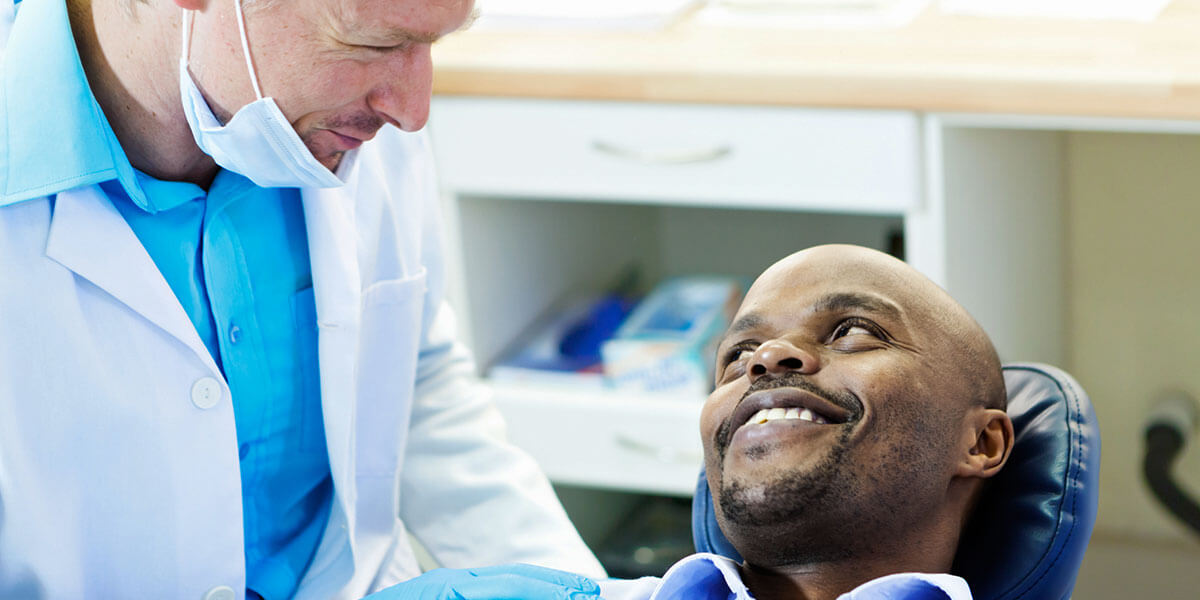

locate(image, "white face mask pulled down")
[[178, 2, 351, 188]]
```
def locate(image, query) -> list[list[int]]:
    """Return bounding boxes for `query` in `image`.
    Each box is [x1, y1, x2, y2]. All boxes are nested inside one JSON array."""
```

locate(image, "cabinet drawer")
[[490, 382, 704, 496], [430, 98, 920, 214]]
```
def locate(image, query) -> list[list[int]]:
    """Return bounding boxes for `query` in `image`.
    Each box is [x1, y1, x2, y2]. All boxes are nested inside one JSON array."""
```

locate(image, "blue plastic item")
[[559, 295, 636, 361]]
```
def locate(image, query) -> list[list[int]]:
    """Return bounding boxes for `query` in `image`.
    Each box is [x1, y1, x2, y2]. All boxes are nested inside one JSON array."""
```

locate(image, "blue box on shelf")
[[601, 276, 742, 396]]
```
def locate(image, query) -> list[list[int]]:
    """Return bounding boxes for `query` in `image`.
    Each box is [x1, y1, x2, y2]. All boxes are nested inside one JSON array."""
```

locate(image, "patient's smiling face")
[[700, 245, 989, 566]]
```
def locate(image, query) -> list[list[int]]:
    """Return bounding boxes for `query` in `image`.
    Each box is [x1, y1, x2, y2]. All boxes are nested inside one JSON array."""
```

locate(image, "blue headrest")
[[692, 363, 1101, 600]]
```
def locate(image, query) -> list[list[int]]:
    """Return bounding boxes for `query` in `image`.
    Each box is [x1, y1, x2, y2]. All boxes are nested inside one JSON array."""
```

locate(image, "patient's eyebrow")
[[811, 292, 902, 320], [725, 292, 901, 338], [727, 314, 765, 336]]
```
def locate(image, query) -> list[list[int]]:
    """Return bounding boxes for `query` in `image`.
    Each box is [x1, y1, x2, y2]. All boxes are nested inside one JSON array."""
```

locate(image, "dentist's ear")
[[956, 408, 1014, 479]]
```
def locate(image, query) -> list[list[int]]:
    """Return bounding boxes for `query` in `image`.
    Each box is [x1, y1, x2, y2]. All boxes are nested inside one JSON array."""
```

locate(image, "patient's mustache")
[[715, 374, 863, 459], [745, 373, 862, 414]]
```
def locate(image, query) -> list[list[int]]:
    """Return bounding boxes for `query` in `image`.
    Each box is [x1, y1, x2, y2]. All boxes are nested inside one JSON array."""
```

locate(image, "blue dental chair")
[[692, 363, 1101, 600]]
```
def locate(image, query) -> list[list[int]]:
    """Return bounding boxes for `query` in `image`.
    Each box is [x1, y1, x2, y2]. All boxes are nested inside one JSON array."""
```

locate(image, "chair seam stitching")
[[1006, 364, 1081, 600]]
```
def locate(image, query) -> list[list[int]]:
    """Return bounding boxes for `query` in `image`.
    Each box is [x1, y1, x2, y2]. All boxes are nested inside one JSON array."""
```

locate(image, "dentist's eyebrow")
[[367, 7, 480, 46], [810, 292, 902, 320], [371, 28, 442, 45]]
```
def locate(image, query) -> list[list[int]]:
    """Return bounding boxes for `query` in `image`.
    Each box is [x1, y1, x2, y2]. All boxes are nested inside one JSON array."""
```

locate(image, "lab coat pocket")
[[356, 268, 428, 477]]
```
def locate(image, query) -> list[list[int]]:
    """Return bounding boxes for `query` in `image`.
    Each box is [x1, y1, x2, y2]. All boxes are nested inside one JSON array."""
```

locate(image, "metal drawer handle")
[[591, 139, 733, 165], [615, 433, 702, 465]]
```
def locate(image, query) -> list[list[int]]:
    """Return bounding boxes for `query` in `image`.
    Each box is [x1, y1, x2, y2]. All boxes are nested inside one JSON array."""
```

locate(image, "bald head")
[[752, 245, 1006, 412]]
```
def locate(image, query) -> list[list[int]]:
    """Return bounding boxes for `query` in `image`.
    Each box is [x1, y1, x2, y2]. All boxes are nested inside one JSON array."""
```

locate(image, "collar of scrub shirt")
[[0, 0, 202, 213], [614, 552, 972, 600]]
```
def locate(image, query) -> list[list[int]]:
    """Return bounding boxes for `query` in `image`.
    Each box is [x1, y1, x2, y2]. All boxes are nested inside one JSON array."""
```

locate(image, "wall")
[[1066, 131, 1200, 590]]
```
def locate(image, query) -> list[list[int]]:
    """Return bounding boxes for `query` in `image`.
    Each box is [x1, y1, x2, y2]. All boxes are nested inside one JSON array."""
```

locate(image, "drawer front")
[[491, 383, 704, 497], [430, 97, 920, 214]]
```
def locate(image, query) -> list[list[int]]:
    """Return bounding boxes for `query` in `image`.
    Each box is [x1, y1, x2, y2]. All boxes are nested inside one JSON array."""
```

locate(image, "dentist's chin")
[[300, 130, 353, 171]]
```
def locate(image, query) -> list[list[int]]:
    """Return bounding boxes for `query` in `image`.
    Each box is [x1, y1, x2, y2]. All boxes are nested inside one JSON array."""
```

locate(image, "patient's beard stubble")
[[715, 406, 951, 569], [717, 425, 862, 566]]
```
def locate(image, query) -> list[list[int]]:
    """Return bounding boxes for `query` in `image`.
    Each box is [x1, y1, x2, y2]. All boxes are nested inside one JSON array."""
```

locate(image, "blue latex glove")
[[364, 564, 601, 599]]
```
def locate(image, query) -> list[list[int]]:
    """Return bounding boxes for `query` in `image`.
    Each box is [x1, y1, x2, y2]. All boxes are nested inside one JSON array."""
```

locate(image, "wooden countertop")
[[431, 2, 1200, 120]]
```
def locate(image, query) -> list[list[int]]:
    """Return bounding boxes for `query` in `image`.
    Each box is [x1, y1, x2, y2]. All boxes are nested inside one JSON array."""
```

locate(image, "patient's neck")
[[737, 539, 956, 600], [728, 487, 970, 599]]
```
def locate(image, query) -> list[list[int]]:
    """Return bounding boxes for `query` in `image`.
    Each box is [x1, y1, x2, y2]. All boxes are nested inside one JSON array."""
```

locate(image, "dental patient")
[[603, 244, 1014, 600]]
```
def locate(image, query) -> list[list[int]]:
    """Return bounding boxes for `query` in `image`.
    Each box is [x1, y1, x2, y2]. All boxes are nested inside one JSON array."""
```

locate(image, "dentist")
[[0, 0, 604, 598]]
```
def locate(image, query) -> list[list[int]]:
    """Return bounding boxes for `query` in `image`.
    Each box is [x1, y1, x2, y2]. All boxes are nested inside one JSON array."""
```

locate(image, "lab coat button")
[[191, 377, 223, 409], [202, 586, 236, 600], [228, 324, 242, 344]]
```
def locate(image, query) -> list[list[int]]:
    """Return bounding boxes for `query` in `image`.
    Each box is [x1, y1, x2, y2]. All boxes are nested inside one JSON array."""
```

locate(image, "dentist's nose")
[[367, 44, 433, 132], [748, 338, 820, 382]]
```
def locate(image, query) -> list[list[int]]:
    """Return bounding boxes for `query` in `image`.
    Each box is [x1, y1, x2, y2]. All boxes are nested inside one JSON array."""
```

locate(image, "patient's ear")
[[956, 408, 1014, 479]]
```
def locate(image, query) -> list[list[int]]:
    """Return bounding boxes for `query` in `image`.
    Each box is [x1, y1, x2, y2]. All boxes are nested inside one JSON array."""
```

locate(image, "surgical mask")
[[178, 2, 350, 188]]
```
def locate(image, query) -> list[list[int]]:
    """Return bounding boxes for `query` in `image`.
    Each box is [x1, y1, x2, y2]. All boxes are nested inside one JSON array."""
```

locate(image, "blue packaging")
[[601, 276, 741, 396]]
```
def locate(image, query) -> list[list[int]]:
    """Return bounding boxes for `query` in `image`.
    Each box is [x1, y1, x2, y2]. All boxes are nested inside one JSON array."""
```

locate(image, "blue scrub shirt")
[[1, 1, 333, 597]]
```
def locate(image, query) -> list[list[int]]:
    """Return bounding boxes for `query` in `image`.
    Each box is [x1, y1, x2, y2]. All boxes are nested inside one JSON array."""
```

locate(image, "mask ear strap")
[[180, 9, 193, 61], [233, 0, 265, 99]]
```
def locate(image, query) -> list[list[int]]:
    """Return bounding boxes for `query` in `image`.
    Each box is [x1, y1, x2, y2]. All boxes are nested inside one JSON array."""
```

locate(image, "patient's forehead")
[[740, 246, 939, 321], [758, 245, 916, 288], [733, 245, 1004, 409]]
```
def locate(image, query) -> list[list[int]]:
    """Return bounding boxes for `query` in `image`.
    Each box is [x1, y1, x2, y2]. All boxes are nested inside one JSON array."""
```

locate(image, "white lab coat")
[[0, 117, 604, 596]]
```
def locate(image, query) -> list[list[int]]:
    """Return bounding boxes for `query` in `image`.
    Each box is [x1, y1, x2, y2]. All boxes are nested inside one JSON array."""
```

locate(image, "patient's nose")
[[749, 339, 820, 381]]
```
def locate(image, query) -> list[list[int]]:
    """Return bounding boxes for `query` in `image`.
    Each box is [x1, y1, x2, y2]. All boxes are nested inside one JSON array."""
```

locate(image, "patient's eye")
[[718, 342, 756, 382], [834, 321, 873, 337], [830, 317, 887, 351]]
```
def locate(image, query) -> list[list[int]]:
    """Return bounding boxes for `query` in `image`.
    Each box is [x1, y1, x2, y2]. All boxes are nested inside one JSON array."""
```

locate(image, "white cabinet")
[[431, 98, 921, 213], [428, 98, 1066, 496]]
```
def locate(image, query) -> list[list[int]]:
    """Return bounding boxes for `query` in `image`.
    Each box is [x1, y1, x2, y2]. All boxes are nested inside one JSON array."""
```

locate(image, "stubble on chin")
[[718, 428, 853, 529], [715, 408, 952, 568], [318, 152, 344, 172], [715, 427, 861, 565], [300, 129, 344, 172]]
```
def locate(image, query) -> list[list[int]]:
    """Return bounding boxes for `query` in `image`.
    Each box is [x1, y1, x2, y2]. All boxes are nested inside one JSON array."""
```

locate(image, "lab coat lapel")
[[301, 180, 362, 521], [45, 186, 220, 374]]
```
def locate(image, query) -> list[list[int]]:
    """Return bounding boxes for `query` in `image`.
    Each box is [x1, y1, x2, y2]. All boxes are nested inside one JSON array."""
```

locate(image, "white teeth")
[[748, 406, 831, 425]]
